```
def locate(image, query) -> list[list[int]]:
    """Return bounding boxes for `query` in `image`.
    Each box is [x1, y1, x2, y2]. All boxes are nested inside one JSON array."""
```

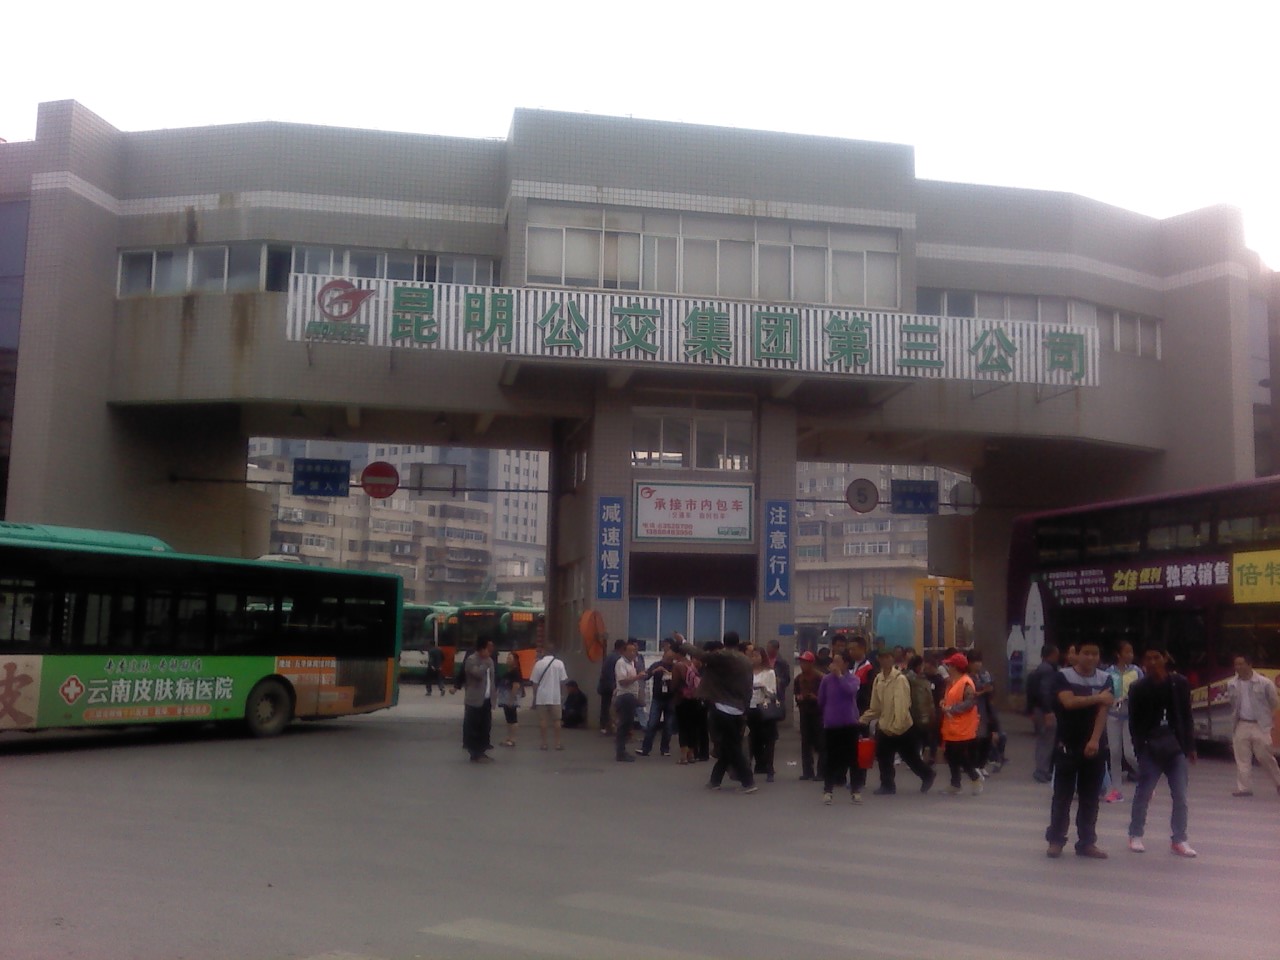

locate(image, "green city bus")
[[0, 523, 402, 737]]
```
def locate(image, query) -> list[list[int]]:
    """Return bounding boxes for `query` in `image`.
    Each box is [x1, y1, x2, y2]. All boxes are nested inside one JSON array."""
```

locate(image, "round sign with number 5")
[[846, 478, 879, 514]]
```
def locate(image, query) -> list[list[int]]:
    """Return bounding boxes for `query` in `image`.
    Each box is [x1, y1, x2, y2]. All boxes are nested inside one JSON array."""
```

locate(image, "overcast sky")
[[4, 1, 1276, 267]]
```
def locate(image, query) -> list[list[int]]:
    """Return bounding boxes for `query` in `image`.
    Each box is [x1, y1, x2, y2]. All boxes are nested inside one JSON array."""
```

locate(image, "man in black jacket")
[[1025, 644, 1060, 782], [679, 631, 756, 794], [1126, 646, 1198, 858]]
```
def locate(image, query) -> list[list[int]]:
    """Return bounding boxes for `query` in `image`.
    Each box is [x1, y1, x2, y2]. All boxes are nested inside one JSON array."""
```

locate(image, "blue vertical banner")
[[597, 497, 625, 600], [764, 499, 791, 603]]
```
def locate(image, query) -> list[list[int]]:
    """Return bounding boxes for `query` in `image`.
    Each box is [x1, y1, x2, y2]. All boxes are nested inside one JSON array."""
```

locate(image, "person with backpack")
[[597, 638, 625, 736], [671, 645, 703, 765]]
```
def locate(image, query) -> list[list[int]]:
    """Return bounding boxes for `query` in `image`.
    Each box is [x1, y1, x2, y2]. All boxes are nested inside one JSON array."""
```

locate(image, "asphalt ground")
[[4, 687, 1278, 960]]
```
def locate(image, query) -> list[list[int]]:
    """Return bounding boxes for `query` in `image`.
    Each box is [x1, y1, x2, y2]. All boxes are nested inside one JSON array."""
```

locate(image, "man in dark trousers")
[[1025, 644, 1060, 783], [767, 639, 792, 721], [1127, 646, 1198, 857], [597, 638, 625, 736], [793, 651, 823, 781], [1045, 639, 1113, 859], [679, 631, 756, 794], [462, 639, 496, 763]]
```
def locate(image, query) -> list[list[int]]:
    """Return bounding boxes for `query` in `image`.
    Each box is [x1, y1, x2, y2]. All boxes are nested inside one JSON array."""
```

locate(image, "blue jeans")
[[1128, 748, 1189, 843], [640, 698, 675, 754]]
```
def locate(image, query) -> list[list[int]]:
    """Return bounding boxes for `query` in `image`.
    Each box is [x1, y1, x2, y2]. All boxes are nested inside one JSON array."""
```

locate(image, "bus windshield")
[[1006, 477, 1280, 746]]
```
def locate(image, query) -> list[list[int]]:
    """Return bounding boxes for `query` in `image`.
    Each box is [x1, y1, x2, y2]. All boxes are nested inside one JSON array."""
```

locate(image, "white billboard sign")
[[633, 482, 753, 543]]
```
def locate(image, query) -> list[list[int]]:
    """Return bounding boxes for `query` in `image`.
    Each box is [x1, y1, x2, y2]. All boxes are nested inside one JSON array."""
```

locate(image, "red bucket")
[[857, 736, 875, 770]]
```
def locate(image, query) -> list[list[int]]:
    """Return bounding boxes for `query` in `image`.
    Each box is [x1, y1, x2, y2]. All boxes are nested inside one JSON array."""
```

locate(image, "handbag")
[[759, 695, 785, 722]]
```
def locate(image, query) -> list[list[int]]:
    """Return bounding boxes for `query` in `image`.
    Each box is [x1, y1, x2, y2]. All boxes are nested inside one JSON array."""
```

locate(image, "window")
[[631, 412, 752, 471], [525, 204, 898, 306]]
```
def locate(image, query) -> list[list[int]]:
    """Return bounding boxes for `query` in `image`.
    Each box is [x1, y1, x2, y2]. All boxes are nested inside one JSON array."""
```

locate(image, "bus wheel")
[[244, 679, 293, 737]]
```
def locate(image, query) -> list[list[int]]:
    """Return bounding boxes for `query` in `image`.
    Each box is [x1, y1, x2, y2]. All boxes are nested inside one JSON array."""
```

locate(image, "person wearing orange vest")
[[940, 652, 983, 796]]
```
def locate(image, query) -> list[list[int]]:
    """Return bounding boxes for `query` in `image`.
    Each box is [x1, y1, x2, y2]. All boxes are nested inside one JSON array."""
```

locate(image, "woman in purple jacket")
[[818, 651, 862, 805]]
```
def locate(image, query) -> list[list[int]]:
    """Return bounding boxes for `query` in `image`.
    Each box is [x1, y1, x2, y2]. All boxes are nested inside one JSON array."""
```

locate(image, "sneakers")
[[851, 792, 864, 804], [1046, 843, 1064, 859], [823, 792, 833, 805], [944, 784, 961, 796], [1075, 845, 1108, 859], [1170, 841, 1198, 858], [970, 779, 983, 796], [1104, 789, 1124, 803], [1232, 790, 1254, 797], [1128, 837, 1145, 853], [742, 785, 759, 795]]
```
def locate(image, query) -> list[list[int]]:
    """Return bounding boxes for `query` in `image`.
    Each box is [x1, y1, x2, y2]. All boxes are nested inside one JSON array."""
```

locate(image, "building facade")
[[1, 102, 1274, 708]]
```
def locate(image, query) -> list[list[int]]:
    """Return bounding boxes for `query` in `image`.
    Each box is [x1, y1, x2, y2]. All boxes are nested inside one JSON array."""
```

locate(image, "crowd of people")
[[448, 628, 1280, 863]]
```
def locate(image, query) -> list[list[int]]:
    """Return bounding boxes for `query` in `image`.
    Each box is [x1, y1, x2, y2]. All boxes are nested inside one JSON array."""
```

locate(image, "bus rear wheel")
[[244, 679, 293, 737]]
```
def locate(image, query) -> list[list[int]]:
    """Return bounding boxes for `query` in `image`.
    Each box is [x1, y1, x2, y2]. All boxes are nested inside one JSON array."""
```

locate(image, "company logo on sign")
[[307, 280, 373, 343], [60, 675, 85, 705]]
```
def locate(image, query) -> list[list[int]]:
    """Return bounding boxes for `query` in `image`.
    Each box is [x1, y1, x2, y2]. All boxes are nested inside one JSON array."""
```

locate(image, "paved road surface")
[[4, 691, 1278, 959]]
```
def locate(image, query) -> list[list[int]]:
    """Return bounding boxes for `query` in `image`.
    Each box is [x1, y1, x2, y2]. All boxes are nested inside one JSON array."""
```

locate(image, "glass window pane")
[[348, 250, 382, 278], [191, 247, 226, 292], [527, 227, 563, 283], [629, 597, 658, 647], [758, 245, 790, 301], [725, 419, 752, 470], [791, 225, 827, 246], [386, 253, 415, 281], [1039, 297, 1068, 324], [1008, 295, 1037, 322], [945, 290, 976, 318], [226, 243, 262, 292], [831, 227, 897, 252], [866, 251, 898, 308], [831, 250, 864, 306], [564, 230, 600, 286], [632, 416, 661, 467], [794, 246, 826, 303], [975, 293, 1006, 319], [265, 246, 292, 292], [439, 256, 475, 285], [724, 599, 752, 641], [1117, 312, 1139, 353], [695, 418, 725, 469], [1070, 301, 1097, 326], [603, 233, 641, 289], [681, 239, 717, 296], [298, 247, 334, 275], [917, 288, 944, 315], [604, 208, 643, 231], [660, 597, 690, 643], [120, 252, 153, 294], [661, 417, 690, 468], [153, 250, 187, 294], [718, 241, 752, 298], [692, 598, 721, 646], [642, 235, 678, 292]]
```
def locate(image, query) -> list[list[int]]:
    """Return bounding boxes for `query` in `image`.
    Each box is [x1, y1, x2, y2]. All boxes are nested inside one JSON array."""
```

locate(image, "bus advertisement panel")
[[0, 523, 402, 738], [1005, 478, 1280, 747]]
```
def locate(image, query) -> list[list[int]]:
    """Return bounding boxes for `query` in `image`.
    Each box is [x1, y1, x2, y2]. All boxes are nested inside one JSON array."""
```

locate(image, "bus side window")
[[342, 598, 388, 654], [0, 580, 49, 651], [140, 590, 175, 651], [214, 593, 274, 655], [176, 591, 209, 652]]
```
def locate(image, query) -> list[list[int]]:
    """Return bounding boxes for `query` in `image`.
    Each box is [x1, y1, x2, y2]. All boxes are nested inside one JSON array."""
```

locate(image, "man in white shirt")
[[613, 640, 641, 762], [529, 643, 569, 751], [1227, 655, 1280, 797]]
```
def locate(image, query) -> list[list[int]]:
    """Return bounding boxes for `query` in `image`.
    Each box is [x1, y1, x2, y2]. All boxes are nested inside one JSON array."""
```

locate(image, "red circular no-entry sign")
[[360, 461, 400, 499]]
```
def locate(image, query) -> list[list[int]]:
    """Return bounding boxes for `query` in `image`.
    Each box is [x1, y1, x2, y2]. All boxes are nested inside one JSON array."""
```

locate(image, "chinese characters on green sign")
[[291, 276, 1096, 386]]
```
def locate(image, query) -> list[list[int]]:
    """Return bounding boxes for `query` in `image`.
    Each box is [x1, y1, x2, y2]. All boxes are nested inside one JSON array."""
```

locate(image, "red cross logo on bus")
[[60, 675, 85, 705], [0, 661, 34, 726]]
